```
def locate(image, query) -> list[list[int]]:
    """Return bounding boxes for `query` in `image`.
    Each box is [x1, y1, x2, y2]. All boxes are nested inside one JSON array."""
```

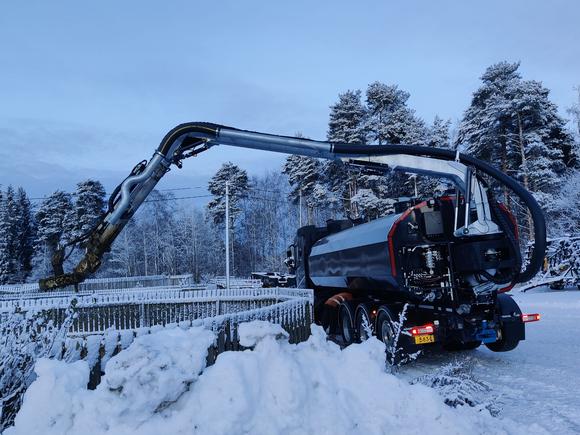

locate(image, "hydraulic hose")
[[331, 143, 546, 283], [157, 122, 222, 156]]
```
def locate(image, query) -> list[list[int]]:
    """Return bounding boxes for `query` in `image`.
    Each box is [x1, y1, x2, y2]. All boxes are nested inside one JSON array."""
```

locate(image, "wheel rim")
[[380, 319, 394, 345], [341, 308, 353, 343]]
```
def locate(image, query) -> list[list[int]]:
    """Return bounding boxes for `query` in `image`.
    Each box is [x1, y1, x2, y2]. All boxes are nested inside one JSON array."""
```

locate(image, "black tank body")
[[308, 213, 402, 293]]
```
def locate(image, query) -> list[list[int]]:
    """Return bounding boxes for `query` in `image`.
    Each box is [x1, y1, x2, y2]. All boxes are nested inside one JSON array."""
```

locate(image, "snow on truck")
[[38, 123, 544, 360]]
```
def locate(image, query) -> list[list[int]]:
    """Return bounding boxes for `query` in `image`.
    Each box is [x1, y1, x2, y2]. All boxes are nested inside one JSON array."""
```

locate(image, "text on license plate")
[[414, 335, 435, 345]]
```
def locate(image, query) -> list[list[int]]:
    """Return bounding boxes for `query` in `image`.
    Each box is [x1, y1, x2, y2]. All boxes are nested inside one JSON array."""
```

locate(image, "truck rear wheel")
[[355, 304, 373, 342], [375, 306, 404, 365], [376, 308, 396, 346], [339, 302, 356, 345], [485, 294, 524, 352], [485, 333, 519, 352]]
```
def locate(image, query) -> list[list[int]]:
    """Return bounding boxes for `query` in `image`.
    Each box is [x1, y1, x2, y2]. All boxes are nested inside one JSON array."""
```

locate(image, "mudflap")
[[496, 293, 525, 342]]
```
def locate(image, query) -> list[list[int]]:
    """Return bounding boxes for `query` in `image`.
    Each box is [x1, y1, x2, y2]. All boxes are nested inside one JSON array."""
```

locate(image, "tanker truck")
[[287, 193, 540, 361], [36, 123, 543, 362]]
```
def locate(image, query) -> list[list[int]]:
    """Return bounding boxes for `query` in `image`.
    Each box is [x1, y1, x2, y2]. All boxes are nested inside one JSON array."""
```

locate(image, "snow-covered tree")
[[282, 155, 320, 202], [365, 82, 427, 146], [567, 86, 580, 141], [282, 154, 323, 224], [69, 180, 106, 242], [326, 90, 368, 217], [546, 169, 580, 236], [458, 61, 574, 208], [366, 82, 409, 145], [207, 162, 249, 225], [10, 188, 35, 282], [458, 61, 521, 175], [207, 163, 249, 276], [33, 191, 73, 277], [0, 186, 34, 284], [328, 89, 367, 144], [412, 116, 454, 197], [356, 83, 427, 216], [427, 116, 452, 149]]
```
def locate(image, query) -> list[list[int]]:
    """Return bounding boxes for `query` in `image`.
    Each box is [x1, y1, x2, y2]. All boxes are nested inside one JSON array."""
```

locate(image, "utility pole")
[[225, 181, 230, 290], [299, 187, 303, 227]]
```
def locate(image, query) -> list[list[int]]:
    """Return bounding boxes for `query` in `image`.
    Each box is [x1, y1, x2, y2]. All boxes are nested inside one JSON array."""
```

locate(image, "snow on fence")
[[0, 274, 199, 297], [1, 287, 312, 331], [66, 293, 313, 388], [0, 286, 313, 428], [0, 275, 265, 301], [211, 276, 264, 289]]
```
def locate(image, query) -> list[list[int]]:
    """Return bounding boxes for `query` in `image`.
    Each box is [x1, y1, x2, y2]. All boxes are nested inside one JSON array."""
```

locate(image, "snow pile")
[[6, 322, 544, 435]]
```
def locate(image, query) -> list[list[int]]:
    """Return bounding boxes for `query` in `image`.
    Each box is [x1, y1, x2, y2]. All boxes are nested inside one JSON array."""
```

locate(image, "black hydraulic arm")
[[38, 123, 546, 290]]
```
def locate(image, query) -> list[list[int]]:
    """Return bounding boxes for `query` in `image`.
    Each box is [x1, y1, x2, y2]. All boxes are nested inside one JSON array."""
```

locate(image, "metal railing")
[[0, 275, 266, 301]]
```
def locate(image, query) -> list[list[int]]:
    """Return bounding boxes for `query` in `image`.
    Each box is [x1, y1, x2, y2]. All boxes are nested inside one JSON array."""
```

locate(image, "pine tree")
[[547, 169, 580, 236], [567, 86, 580, 142], [328, 89, 367, 144], [458, 61, 522, 169], [11, 188, 35, 282], [427, 116, 452, 149], [365, 82, 427, 146], [33, 191, 74, 277], [0, 187, 19, 283], [413, 116, 454, 197], [326, 90, 368, 217], [69, 180, 106, 242], [356, 82, 428, 216], [458, 61, 574, 207], [207, 162, 249, 225], [282, 155, 322, 223]]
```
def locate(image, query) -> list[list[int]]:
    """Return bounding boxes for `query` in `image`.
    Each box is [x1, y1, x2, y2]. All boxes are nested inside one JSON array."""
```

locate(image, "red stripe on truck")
[[388, 201, 427, 277]]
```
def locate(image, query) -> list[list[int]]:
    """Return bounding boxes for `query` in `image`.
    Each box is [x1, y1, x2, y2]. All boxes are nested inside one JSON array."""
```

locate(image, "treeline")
[[1, 61, 579, 284]]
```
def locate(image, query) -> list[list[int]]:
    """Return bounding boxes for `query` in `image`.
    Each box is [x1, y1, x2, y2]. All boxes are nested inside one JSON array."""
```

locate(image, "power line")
[[28, 186, 209, 201], [143, 194, 213, 203]]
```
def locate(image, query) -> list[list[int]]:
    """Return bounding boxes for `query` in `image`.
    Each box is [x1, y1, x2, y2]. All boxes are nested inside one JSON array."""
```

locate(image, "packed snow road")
[[5, 289, 578, 435], [399, 288, 580, 434]]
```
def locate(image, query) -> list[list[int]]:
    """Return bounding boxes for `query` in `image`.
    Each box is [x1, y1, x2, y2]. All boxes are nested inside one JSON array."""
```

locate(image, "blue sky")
[[1, 0, 578, 199]]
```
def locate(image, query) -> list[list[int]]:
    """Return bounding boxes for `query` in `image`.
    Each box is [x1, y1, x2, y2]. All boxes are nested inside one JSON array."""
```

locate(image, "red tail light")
[[521, 313, 541, 323], [410, 323, 435, 336]]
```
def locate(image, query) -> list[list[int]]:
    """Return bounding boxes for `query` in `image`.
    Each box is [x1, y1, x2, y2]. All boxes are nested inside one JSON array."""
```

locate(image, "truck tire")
[[485, 333, 520, 352], [376, 305, 406, 365], [376, 307, 396, 351], [339, 302, 356, 345], [355, 304, 373, 342], [485, 294, 524, 352]]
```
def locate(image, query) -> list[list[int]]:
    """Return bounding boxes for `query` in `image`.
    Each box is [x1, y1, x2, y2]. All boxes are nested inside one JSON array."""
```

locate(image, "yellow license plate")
[[414, 335, 435, 345]]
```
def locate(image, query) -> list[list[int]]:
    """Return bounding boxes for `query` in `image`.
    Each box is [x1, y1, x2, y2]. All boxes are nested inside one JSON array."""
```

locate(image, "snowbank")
[[6, 322, 542, 435]]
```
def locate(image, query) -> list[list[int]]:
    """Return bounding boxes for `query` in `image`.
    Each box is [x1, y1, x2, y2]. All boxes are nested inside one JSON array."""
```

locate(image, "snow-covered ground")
[[5, 289, 579, 435], [399, 288, 580, 434]]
